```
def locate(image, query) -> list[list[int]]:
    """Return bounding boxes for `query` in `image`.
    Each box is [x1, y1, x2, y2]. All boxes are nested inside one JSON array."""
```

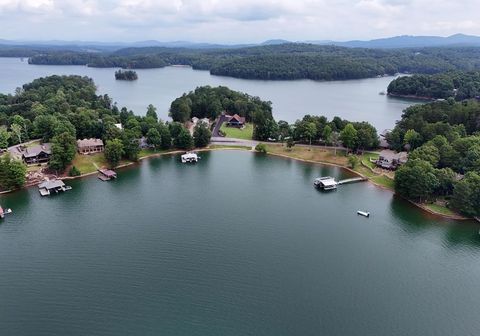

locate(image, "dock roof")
[[38, 180, 65, 190]]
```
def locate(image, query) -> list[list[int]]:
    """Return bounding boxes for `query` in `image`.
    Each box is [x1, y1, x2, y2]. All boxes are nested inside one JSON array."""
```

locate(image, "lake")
[[0, 57, 416, 131], [1, 151, 479, 336]]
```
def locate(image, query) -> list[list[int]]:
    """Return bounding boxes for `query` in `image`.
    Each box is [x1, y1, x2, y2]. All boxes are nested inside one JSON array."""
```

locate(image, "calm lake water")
[[0, 57, 416, 130], [1, 151, 479, 336]]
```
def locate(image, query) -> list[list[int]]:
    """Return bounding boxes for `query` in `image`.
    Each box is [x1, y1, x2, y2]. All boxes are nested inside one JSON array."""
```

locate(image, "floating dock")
[[98, 169, 117, 181], [314, 176, 367, 190]]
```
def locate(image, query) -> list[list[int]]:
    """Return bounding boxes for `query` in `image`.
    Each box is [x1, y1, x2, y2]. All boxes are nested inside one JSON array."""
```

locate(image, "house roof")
[[77, 138, 104, 148], [227, 114, 246, 123], [22, 143, 52, 158], [38, 180, 65, 190]]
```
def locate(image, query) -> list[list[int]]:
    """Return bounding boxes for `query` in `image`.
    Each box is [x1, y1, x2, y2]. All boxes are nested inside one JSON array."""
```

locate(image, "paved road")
[[212, 115, 228, 137]]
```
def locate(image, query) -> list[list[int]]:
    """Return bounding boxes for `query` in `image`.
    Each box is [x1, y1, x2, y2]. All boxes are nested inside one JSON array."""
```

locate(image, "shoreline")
[[0, 146, 470, 221]]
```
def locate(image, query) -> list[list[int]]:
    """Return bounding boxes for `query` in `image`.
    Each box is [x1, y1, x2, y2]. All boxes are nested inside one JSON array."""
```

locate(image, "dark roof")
[[22, 143, 52, 158]]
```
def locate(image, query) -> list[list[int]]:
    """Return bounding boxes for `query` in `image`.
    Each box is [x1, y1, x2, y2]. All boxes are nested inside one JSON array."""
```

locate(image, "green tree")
[[193, 123, 212, 148], [322, 124, 332, 147], [0, 155, 26, 190], [409, 145, 440, 167], [304, 122, 317, 148], [146, 128, 162, 149], [49, 132, 77, 172], [0, 126, 10, 149], [348, 155, 360, 168], [121, 129, 140, 161], [105, 139, 125, 168], [450, 172, 480, 216], [340, 123, 358, 152], [403, 129, 422, 151], [286, 137, 295, 151], [169, 97, 191, 123], [255, 143, 267, 153], [159, 124, 172, 150], [146, 104, 158, 121], [10, 123, 22, 144], [173, 128, 194, 150], [394, 159, 439, 202]]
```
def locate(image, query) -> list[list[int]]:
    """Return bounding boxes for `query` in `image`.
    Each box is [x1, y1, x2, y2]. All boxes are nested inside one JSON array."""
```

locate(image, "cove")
[[0, 57, 417, 130], [1, 151, 480, 336]]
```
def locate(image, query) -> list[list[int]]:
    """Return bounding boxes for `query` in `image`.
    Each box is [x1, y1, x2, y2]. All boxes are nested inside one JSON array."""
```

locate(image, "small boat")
[[181, 152, 199, 163], [0, 206, 12, 219], [379, 91, 386, 95], [357, 210, 370, 217]]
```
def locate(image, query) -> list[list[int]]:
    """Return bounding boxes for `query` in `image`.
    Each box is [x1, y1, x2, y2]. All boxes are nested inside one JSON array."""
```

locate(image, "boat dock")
[[38, 180, 72, 196], [337, 177, 368, 185], [98, 169, 117, 181], [314, 176, 367, 190]]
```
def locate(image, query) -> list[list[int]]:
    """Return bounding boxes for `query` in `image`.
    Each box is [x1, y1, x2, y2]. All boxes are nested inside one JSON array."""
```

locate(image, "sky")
[[0, 0, 479, 43]]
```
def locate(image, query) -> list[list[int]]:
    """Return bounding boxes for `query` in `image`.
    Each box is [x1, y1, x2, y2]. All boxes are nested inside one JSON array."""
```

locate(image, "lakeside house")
[[226, 114, 246, 128], [375, 150, 408, 170], [77, 138, 104, 154], [139, 137, 154, 149], [10, 143, 52, 165]]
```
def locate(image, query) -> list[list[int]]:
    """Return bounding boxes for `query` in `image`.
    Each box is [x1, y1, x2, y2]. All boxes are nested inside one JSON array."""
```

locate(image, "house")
[[139, 137, 154, 149], [114, 123, 123, 130], [376, 150, 408, 170], [77, 138, 104, 154], [21, 143, 52, 165], [226, 114, 246, 128]]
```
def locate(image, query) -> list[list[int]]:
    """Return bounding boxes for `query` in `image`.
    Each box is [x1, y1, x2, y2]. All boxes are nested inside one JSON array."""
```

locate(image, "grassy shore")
[[220, 123, 253, 140]]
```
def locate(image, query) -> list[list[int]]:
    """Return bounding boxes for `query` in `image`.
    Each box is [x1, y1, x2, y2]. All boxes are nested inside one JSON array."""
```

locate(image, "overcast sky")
[[0, 0, 479, 43]]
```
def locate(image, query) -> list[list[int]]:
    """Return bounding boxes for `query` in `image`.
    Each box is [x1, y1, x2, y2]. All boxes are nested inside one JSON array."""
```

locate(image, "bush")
[[348, 155, 360, 168], [255, 143, 267, 153], [69, 166, 81, 177]]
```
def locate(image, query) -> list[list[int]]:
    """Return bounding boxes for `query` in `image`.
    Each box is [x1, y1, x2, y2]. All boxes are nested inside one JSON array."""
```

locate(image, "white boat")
[[181, 152, 199, 163], [357, 211, 370, 217], [0, 206, 12, 219]]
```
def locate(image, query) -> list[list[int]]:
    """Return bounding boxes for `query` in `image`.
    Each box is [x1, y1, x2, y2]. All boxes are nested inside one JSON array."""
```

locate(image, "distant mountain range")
[[2, 34, 480, 51]]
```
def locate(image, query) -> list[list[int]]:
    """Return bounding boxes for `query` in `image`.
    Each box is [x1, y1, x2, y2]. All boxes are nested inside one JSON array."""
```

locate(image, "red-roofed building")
[[226, 114, 246, 128]]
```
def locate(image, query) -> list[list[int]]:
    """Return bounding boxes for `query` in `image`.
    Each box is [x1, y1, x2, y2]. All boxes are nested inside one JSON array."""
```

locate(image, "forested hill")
[[387, 71, 480, 100], [26, 44, 480, 81]]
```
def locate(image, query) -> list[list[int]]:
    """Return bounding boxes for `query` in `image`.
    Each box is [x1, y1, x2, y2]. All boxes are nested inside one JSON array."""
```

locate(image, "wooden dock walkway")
[[337, 177, 368, 185]]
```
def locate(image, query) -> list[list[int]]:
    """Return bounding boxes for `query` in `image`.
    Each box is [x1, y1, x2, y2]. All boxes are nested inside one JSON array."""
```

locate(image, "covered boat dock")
[[98, 169, 117, 181], [38, 180, 72, 196]]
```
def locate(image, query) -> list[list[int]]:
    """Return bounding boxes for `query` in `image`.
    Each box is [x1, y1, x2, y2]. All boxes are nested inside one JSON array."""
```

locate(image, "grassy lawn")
[[360, 152, 379, 169], [71, 153, 108, 174], [424, 203, 457, 216], [220, 123, 253, 140], [209, 145, 252, 150], [265, 144, 349, 166], [371, 175, 395, 189]]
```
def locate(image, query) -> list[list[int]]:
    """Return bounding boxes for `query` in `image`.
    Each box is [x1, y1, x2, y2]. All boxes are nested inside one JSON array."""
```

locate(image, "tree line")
[[26, 44, 480, 81], [389, 99, 480, 216], [387, 71, 480, 100]]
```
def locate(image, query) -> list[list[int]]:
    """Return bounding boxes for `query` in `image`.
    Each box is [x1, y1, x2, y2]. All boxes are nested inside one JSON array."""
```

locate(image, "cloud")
[[0, 0, 479, 42]]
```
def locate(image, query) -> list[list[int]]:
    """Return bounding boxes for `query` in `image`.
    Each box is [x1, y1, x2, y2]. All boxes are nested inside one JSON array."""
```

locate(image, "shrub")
[[69, 166, 81, 177], [255, 143, 267, 153]]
